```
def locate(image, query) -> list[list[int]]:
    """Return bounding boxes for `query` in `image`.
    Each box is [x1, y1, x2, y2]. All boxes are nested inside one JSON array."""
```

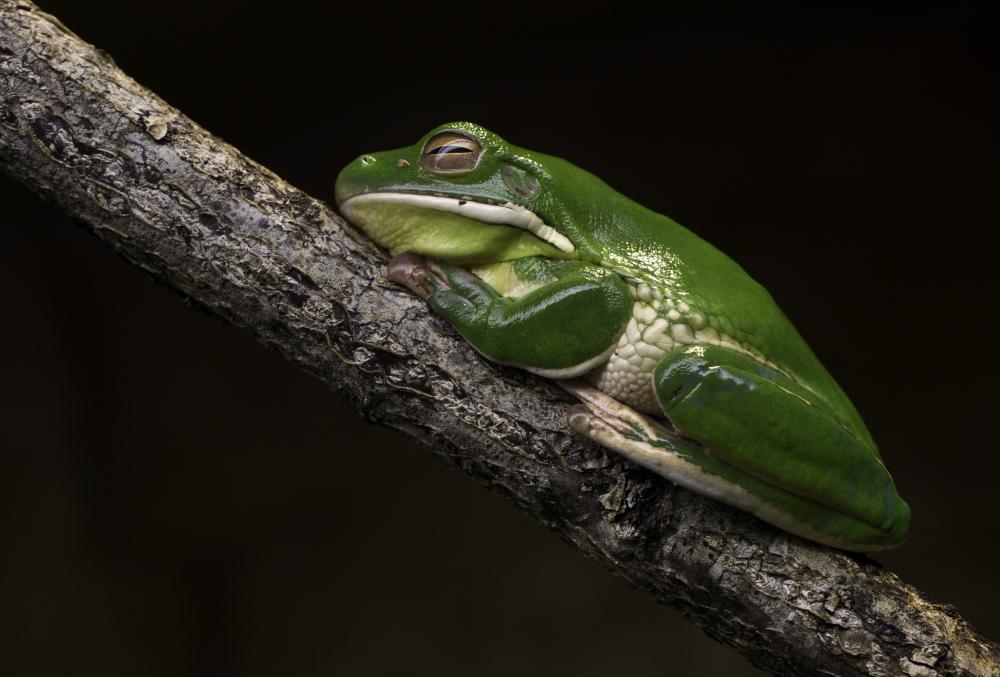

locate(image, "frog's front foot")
[[387, 253, 489, 300], [387, 253, 439, 300]]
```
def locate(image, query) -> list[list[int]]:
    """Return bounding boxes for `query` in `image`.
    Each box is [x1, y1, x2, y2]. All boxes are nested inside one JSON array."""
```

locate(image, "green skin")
[[335, 122, 910, 551]]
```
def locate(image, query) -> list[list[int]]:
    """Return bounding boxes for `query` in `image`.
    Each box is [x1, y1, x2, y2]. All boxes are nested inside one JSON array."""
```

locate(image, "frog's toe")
[[566, 403, 660, 462], [561, 379, 668, 440], [388, 253, 435, 299], [387, 252, 457, 299], [561, 382, 729, 517]]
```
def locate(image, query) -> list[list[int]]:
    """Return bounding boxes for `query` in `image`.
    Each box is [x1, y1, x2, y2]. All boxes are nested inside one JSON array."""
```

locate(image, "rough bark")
[[0, 3, 996, 675]]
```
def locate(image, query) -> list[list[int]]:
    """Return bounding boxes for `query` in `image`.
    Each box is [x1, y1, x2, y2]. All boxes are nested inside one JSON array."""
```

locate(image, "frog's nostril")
[[360, 154, 376, 167]]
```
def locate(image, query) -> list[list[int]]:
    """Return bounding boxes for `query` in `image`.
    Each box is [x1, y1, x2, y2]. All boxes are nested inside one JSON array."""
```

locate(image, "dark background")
[[2, 3, 998, 675]]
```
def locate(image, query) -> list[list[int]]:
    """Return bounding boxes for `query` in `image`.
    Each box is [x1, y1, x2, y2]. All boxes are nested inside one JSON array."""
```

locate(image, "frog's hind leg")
[[652, 344, 910, 549], [561, 379, 782, 524], [560, 377, 907, 552]]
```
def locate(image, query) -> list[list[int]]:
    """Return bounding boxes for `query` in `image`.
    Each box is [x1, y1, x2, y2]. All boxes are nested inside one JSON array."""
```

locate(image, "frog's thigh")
[[563, 380, 905, 551], [653, 345, 910, 546], [429, 264, 632, 377]]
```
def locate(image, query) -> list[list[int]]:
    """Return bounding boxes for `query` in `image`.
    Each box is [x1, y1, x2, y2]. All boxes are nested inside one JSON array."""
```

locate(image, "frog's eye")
[[421, 132, 483, 174]]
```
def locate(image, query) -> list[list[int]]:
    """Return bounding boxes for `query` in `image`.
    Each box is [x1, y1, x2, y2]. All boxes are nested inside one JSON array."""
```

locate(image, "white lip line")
[[340, 192, 576, 253]]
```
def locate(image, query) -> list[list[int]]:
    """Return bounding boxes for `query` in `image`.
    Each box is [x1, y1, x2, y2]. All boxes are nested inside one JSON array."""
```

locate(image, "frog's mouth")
[[338, 192, 576, 265]]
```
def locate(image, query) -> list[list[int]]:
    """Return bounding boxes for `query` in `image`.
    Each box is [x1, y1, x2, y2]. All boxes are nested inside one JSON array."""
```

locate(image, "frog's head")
[[335, 122, 620, 268]]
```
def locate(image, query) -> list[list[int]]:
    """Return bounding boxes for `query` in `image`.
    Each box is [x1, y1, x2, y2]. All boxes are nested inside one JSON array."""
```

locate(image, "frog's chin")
[[338, 192, 576, 265]]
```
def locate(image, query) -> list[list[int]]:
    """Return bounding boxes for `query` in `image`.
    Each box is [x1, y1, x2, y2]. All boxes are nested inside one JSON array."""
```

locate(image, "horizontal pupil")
[[428, 145, 474, 155]]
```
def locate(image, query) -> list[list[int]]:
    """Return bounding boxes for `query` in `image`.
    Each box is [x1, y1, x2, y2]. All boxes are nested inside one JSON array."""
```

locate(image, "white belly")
[[585, 282, 761, 415]]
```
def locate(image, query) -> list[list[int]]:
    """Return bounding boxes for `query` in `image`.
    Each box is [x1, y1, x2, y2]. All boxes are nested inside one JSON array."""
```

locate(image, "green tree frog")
[[335, 122, 910, 552]]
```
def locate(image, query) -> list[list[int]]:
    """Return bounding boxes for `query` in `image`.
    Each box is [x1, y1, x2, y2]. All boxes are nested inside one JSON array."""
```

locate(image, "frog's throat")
[[339, 192, 575, 254]]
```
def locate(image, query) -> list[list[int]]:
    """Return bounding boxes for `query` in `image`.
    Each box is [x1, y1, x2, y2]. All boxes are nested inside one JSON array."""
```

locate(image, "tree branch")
[[1, 3, 995, 674]]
